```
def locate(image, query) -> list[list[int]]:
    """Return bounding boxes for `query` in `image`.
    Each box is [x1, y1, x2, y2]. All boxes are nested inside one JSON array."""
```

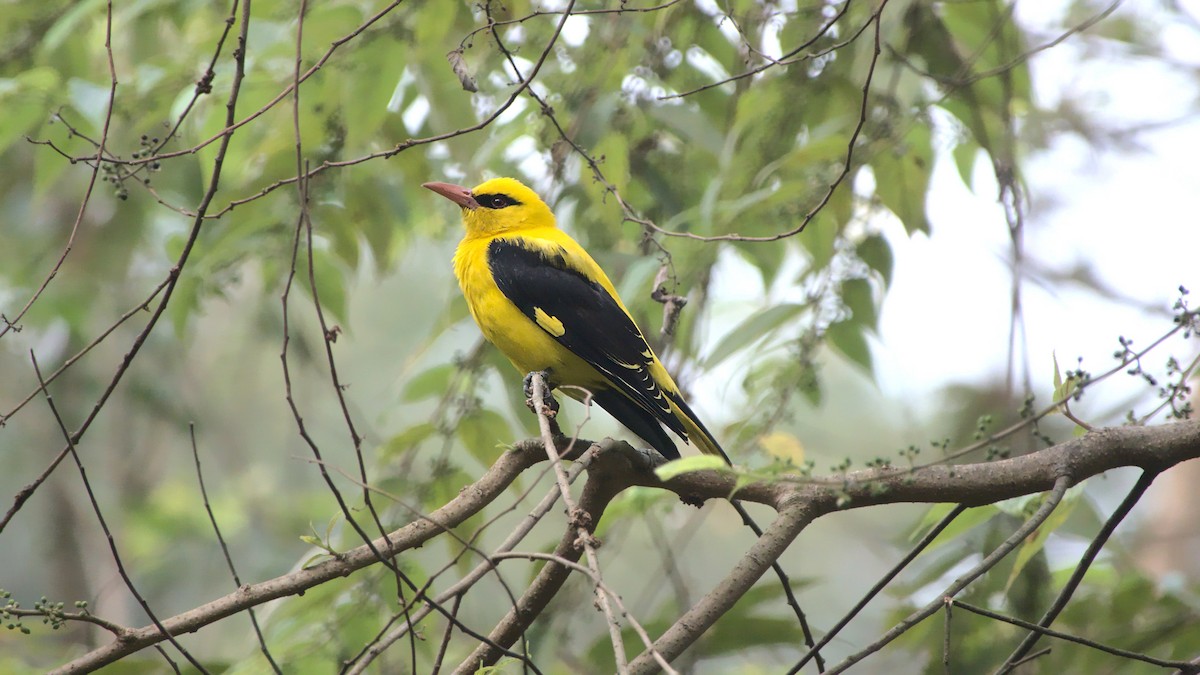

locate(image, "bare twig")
[[456, 0, 684, 53], [31, 354, 210, 673], [301, 458, 537, 675], [789, 504, 970, 673], [921, 308, 1199, 470], [627, 497, 818, 673], [822, 477, 1073, 674], [888, 0, 1123, 89], [641, 0, 889, 243], [2, 0, 254, 536], [103, 0, 576, 220], [430, 595, 463, 675], [943, 597, 953, 673], [2, 606, 130, 638], [489, 551, 679, 675], [67, 0, 408, 170], [343, 446, 597, 673], [527, 372, 631, 673], [993, 470, 1159, 674], [51, 437, 566, 674], [660, 0, 855, 100], [954, 600, 1198, 672], [189, 425, 281, 673], [1, 278, 170, 427], [0, 0, 119, 340]]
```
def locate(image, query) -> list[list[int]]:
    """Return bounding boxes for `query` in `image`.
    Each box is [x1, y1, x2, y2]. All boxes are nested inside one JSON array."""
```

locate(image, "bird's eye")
[[473, 192, 521, 209]]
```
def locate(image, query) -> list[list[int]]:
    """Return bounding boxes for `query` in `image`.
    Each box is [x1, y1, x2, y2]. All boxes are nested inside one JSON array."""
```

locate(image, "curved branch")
[[50, 437, 570, 674], [52, 420, 1200, 673]]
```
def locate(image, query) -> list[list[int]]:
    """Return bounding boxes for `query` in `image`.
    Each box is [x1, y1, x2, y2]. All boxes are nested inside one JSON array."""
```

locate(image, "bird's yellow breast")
[[453, 230, 607, 387]]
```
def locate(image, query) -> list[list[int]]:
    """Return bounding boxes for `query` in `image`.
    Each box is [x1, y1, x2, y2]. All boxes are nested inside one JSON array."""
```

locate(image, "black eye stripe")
[[473, 193, 521, 209]]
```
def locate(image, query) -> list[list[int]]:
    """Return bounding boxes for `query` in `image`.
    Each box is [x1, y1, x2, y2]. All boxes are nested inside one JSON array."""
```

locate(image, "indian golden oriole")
[[423, 177, 727, 462]]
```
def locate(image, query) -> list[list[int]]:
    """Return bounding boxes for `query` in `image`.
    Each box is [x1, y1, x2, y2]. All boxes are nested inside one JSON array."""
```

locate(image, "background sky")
[[878, 1, 1200, 411]]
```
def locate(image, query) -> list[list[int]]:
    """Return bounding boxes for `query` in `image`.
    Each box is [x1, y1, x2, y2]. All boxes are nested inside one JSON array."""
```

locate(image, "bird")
[[423, 176, 727, 462]]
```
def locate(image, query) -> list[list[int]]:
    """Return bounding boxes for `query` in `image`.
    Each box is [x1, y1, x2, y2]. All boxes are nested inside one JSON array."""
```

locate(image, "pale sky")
[[874, 2, 1200, 419]]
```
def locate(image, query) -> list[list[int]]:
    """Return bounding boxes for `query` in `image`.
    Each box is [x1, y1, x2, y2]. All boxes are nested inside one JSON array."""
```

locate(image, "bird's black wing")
[[487, 238, 687, 453]]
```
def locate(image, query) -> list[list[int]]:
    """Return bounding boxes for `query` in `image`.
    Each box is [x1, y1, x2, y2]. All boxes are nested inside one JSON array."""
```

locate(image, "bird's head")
[[423, 177, 555, 238]]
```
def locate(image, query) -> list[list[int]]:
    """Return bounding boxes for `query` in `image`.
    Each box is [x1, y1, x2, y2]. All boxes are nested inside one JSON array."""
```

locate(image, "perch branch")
[[52, 420, 1200, 673]]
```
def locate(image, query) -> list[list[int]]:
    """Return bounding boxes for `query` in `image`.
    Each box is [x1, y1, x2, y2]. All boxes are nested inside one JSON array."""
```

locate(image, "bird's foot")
[[523, 370, 560, 418]]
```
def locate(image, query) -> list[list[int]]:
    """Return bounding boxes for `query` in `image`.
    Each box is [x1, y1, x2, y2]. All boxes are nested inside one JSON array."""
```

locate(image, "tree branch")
[[52, 420, 1200, 673]]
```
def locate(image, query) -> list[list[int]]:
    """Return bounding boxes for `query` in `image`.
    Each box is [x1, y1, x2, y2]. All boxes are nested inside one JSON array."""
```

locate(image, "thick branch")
[[54, 420, 1200, 673], [51, 438, 564, 674], [626, 421, 1200, 671]]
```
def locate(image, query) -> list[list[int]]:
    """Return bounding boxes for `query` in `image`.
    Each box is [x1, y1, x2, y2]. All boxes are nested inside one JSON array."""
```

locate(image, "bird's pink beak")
[[422, 181, 479, 210]]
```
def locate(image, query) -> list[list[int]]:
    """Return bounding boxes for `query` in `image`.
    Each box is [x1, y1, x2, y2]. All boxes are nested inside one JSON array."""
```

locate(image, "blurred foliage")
[[0, 0, 1197, 673]]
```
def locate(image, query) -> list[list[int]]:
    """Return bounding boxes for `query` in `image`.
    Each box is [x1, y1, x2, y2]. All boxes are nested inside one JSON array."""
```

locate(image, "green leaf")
[[0, 67, 59, 155], [705, 303, 806, 368], [1051, 351, 1079, 404], [872, 125, 933, 235], [952, 139, 981, 187], [857, 233, 894, 287], [378, 423, 440, 458], [841, 278, 878, 332], [911, 503, 1000, 552], [1053, 351, 1064, 394], [654, 455, 728, 481], [302, 5, 364, 56], [41, 0, 106, 53], [456, 408, 514, 465], [647, 103, 724, 156], [1006, 490, 1079, 591], [826, 319, 873, 375], [401, 363, 456, 402]]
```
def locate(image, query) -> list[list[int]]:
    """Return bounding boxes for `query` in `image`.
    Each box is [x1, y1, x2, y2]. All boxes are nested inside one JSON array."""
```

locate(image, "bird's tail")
[[668, 394, 733, 466]]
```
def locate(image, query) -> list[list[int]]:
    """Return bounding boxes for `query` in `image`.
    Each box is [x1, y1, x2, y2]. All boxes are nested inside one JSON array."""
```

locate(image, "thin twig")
[[822, 477, 1073, 674], [300, 458, 536, 675], [528, 372, 631, 673], [660, 0, 854, 100], [31, 354, 210, 673], [189, 425, 282, 674], [0, 0, 120, 340], [490, 550, 680, 675], [343, 445, 595, 673], [68, 0, 408, 169], [942, 597, 953, 673], [1, 278, 170, 427], [992, 470, 1159, 674], [2, 607, 130, 638], [954, 600, 1198, 672], [2, 0, 254, 536], [430, 596, 464, 675], [641, 0, 889, 243], [789, 504, 969, 673]]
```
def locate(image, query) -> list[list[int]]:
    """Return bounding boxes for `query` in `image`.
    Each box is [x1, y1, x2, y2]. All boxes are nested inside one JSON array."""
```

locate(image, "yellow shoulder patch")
[[534, 307, 565, 337]]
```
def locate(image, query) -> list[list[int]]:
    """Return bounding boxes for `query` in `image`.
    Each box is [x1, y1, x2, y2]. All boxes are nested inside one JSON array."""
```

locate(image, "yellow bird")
[[424, 177, 726, 462]]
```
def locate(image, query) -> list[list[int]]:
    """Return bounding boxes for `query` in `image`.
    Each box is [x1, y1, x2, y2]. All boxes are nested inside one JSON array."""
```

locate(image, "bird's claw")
[[523, 370, 560, 417]]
